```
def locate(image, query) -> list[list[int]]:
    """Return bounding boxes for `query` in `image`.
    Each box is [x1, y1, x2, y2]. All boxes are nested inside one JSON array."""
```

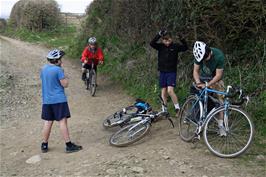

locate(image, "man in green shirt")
[[193, 41, 224, 88], [192, 41, 226, 136]]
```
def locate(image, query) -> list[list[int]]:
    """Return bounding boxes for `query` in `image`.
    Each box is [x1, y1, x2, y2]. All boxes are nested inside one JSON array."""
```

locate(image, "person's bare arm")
[[60, 78, 69, 88], [208, 69, 223, 87], [193, 63, 201, 84]]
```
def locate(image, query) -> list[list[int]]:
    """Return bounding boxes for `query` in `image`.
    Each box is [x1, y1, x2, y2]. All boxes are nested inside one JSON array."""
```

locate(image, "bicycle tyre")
[[86, 75, 91, 90], [109, 120, 151, 147], [179, 95, 200, 142], [203, 106, 254, 158], [86, 78, 90, 90], [90, 70, 96, 96], [102, 106, 137, 128]]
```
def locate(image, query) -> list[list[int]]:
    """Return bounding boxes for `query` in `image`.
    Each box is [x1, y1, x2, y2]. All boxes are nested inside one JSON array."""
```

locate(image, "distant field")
[[61, 12, 85, 29]]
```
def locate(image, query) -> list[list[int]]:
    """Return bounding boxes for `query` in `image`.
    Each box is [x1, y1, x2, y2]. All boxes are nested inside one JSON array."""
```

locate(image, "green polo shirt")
[[194, 47, 225, 77]]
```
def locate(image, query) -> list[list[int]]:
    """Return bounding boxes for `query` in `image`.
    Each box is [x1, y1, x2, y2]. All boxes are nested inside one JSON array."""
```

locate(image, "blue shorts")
[[159, 72, 177, 88], [41, 102, 71, 121]]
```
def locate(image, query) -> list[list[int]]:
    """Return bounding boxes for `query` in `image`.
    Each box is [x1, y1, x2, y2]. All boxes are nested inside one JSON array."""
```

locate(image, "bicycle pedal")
[[191, 136, 200, 149], [192, 135, 201, 143]]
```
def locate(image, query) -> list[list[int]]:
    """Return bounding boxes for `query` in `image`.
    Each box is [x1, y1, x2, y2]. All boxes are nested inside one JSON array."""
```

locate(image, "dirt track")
[[0, 36, 265, 177]]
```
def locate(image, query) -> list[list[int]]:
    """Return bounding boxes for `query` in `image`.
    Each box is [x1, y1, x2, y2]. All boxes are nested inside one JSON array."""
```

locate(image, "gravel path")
[[0, 36, 264, 177]]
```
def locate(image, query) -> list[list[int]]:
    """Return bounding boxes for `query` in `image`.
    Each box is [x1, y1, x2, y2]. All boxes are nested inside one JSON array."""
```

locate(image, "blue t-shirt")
[[40, 64, 67, 104]]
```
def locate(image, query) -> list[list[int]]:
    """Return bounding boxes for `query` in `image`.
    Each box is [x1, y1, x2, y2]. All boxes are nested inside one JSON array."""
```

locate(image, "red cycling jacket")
[[81, 46, 104, 65]]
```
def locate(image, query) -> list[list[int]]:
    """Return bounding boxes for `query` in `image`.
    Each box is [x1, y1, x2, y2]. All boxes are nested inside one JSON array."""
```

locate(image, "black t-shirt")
[[150, 34, 188, 72]]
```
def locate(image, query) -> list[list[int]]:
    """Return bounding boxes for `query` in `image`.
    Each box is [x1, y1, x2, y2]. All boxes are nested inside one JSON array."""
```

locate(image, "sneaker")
[[41, 142, 48, 153], [218, 126, 227, 136], [66, 142, 82, 153], [81, 73, 86, 81]]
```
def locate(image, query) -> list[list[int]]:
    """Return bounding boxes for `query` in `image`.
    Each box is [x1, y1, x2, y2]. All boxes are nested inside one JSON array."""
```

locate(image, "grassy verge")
[[3, 25, 77, 54]]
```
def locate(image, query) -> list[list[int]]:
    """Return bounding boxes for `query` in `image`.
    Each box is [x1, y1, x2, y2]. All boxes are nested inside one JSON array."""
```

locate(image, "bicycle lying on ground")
[[103, 99, 152, 128], [109, 95, 174, 147], [84, 59, 97, 96], [179, 83, 254, 158]]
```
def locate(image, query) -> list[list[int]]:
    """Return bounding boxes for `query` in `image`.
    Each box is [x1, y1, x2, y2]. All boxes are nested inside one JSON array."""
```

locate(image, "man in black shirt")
[[150, 30, 188, 115]]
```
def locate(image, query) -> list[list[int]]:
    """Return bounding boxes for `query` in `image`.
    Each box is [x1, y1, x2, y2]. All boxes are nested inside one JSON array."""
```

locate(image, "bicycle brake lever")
[[238, 89, 243, 99], [245, 96, 250, 106]]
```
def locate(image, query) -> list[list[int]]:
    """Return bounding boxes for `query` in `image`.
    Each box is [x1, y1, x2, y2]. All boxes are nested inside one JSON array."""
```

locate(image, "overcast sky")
[[0, 0, 93, 19]]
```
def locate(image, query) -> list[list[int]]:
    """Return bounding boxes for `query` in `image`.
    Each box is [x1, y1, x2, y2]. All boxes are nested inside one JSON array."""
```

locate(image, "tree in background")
[[9, 0, 61, 32], [0, 18, 7, 33]]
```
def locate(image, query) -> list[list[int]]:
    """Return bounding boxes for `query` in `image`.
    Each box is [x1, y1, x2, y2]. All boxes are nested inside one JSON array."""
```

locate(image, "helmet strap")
[[48, 59, 60, 65]]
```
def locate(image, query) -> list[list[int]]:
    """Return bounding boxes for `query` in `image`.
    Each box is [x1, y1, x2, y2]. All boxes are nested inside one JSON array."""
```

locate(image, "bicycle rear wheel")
[[204, 106, 254, 158], [109, 120, 151, 147], [179, 95, 200, 142], [90, 70, 96, 96], [102, 106, 137, 128]]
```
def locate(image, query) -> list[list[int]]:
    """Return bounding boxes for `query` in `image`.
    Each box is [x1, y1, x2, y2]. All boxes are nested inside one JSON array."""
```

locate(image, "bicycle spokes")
[[204, 107, 254, 158], [179, 96, 199, 142]]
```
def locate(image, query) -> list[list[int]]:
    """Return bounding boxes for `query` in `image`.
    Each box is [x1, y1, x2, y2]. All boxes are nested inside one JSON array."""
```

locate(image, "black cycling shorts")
[[83, 64, 97, 72]]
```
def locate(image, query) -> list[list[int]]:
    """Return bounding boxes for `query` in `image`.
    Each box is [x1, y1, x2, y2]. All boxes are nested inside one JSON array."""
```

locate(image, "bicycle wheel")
[[102, 106, 137, 128], [86, 74, 91, 90], [109, 120, 151, 147], [179, 95, 201, 142], [90, 70, 96, 96], [203, 106, 254, 158]]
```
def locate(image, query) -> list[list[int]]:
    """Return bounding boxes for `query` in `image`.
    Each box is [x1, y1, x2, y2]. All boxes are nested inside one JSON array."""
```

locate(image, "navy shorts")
[[41, 102, 71, 121], [159, 72, 177, 88], [82, 63, 97, 72]]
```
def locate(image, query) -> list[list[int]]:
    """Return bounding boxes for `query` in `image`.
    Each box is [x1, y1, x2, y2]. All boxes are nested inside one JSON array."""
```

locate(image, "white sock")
[[218, 119, 223, 126], [174, 104, 180, 110]]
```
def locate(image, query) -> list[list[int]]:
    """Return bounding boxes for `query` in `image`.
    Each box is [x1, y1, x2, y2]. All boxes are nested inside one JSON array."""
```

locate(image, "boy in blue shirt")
[[40, 49, 82, 153]]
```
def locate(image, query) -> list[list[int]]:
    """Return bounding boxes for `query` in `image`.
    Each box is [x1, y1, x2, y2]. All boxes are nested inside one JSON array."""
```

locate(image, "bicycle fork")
[[223, 104, 229, 132], [193, 124, 203, 142], [194, 99, 205, 141]]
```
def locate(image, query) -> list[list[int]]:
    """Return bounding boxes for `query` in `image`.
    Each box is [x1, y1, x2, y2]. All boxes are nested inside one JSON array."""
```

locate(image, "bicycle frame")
[[85, 59, 96, 77], [189, 84, 231, 135], [128, 97, 174, 133]]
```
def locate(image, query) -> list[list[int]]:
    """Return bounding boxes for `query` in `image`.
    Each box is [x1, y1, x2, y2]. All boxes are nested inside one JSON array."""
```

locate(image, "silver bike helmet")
[[193, 41, 206, 62], [88, 37, 97, 45], [47, 49, 65, 60]]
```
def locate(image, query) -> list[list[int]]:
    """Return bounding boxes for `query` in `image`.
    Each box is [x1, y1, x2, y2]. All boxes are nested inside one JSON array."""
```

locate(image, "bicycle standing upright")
[[179, 83, 254, 158], [84, 59, 97, 96]]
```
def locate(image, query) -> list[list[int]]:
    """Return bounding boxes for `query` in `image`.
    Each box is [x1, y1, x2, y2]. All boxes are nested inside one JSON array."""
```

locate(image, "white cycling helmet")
[[88, 37, 97, 44], [193, 41, 206, 62], [47, 49, 65, 60]]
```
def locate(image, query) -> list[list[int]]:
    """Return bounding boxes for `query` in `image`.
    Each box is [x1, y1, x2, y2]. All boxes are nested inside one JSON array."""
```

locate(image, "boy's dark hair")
[[162, 32, 172, 39], [47, 59, 60, 64], [203, 46, 211, 59]]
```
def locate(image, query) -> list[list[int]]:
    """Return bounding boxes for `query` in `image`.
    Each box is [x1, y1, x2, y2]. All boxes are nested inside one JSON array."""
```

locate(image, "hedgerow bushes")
[[9, 0, 61, 32], [71, 0, 266, 137]]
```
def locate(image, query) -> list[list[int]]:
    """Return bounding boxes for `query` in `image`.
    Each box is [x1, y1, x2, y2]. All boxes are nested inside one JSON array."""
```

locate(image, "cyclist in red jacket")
[[81, 37, 104, 80]]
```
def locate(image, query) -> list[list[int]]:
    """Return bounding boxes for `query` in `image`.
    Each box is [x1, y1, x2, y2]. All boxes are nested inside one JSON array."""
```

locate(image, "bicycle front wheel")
[[86, 78, 90, 90], [204, 106, 254, 158], [109, 120, 151, 147], [179, 95, 200, 142], [90, 70, 96, 96]]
